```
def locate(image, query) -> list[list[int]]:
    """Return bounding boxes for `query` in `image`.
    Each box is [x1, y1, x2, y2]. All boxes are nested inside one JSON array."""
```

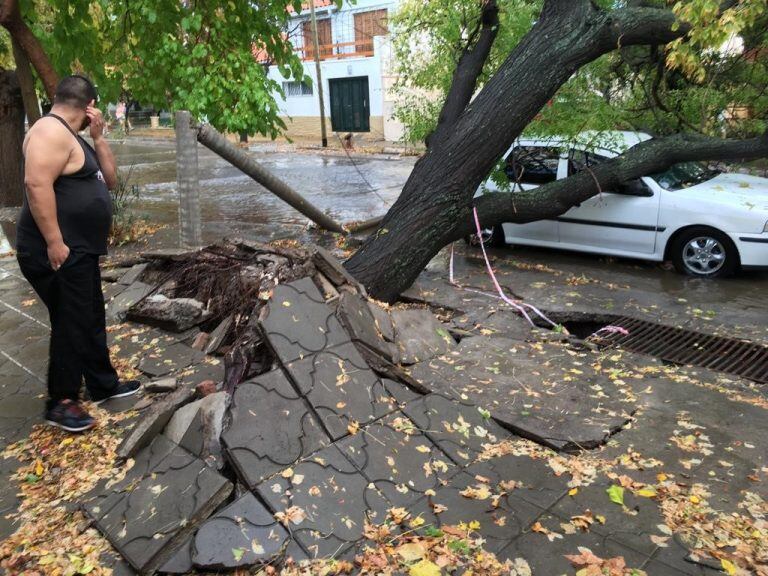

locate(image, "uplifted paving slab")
[[337, 412, 457, 505], [222, 370, 329, 489], [83, 435, 232, 574], [260, 277, 349, 363], [284, 342, 399, 440], [192, 492, 289, 570], [408, 336, 636, 451], [257, 444, 390, 559]]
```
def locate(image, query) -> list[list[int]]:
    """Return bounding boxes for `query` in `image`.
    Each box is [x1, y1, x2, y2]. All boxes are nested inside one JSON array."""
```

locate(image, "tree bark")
[[344, 1, 699, 302], [0, 70, 25, 208], [0, 0, 59, 100], [12, 37, 41, 124]]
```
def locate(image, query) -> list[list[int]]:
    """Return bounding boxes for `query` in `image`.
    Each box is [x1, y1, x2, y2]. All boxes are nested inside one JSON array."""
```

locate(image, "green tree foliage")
[[391, 0, 767, 145], [17, 0, 313, 136]]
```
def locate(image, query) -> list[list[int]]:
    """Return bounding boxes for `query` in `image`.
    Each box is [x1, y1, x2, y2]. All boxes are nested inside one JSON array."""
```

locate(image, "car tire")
[[670, 227, 739, 278], [465, 225, 506, 248]]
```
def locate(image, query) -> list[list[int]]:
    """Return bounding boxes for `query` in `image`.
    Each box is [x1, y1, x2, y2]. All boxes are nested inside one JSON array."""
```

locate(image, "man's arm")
[[86, 105, 118, 190], [24, 121, 72, 269]]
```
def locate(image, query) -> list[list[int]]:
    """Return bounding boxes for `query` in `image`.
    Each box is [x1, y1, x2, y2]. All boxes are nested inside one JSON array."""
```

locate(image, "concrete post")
[[175, 111, 202, 248]]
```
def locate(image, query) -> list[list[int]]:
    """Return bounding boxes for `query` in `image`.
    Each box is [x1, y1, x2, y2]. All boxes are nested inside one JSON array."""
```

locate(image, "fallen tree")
[[344, 0, 768, 302]]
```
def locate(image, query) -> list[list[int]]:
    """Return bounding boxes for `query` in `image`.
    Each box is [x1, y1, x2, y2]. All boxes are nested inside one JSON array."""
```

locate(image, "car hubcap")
[[682, 236, 726, 274], [470, 227, 494, 246]]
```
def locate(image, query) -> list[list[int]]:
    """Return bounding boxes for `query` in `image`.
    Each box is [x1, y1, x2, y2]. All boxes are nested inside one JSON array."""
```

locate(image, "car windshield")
[[651, 162, 721, 191]]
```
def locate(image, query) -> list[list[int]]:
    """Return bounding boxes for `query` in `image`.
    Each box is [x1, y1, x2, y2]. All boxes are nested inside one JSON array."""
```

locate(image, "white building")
[[260, 0, 404, 142]]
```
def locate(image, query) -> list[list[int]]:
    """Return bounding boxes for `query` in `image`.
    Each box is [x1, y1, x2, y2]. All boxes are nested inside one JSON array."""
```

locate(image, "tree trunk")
[[0, 70, 25, 208], [344, 2, 688, 302], [12, 37, 41, 124]]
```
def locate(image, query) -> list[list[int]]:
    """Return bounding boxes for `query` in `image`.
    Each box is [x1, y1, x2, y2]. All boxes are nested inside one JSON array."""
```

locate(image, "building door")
[[329, 76, 370, 132]]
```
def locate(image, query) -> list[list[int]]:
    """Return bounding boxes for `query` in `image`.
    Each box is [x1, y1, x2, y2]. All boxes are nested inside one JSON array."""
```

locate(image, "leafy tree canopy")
[[14, 0, 318, 136], [391, 0, 767, 146]]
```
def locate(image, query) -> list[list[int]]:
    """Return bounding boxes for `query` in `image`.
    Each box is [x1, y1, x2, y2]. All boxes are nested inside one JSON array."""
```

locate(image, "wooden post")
[[197, 123, 345, 233], [309, 0, 328, 147], [175, 111, 202, 248]]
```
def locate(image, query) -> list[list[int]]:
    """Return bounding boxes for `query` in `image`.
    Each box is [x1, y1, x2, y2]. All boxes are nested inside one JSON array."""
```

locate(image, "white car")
[[475, 131, 768, 277]]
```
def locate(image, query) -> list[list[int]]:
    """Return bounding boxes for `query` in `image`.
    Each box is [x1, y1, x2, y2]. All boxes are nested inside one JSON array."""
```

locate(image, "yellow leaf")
[[60, 438, 74, 447], [656, 473, 667, 482], [721, 559, 736, 575], [397, 542, 426, 562], [34, 460, 44, 477], [568, 488, 578, 497], [347, 421, 360, 435], [636, 488, 657, 498], [689, 495, 700, 504], [410, 559, 441, 576], [38, 555, 56, 566]]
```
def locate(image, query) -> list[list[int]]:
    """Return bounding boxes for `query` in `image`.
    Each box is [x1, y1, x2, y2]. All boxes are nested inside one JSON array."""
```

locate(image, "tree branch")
[[601, 6, 689, 49], [0, 0, 59, 99], [470, 132, 768, 231], [427, 0, 499, 146]]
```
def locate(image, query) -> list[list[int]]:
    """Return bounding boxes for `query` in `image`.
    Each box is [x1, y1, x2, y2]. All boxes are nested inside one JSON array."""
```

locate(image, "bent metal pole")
[[196, 123, 345, 234]]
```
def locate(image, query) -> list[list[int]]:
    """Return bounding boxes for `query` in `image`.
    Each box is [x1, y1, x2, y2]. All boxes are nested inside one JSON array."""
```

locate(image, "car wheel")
[[670, 227, 739, 278], [465, 225, 505, 248]]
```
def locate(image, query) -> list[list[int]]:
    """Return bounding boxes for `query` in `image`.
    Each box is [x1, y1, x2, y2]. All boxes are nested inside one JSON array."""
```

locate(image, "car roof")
[[516, 131, 652, 158]]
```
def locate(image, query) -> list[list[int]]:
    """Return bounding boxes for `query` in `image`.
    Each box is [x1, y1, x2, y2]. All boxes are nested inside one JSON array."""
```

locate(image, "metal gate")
[[329, 76, 370, 132]]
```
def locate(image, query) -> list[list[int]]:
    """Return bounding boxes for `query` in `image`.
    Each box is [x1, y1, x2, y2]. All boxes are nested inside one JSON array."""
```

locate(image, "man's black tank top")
[[16, 114, 113, 256]]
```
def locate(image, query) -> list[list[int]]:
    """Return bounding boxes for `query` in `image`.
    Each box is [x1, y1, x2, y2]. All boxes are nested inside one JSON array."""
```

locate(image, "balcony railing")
[[294, 39, 376, 61]]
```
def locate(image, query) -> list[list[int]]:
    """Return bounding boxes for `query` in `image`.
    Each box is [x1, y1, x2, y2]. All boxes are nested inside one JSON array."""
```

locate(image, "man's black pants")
[[17, 250, 119, 409]]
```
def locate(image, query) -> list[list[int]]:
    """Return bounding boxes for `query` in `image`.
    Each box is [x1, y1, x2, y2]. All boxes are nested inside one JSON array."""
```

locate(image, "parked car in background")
[[472, 131, 768, 278]]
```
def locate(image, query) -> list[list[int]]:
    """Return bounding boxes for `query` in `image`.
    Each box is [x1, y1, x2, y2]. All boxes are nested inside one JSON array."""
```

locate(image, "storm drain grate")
[[587, 316, 768, 384]]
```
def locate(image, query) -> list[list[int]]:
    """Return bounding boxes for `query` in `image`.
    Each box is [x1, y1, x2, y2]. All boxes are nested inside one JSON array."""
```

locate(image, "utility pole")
[[308, 0, 328, 147]]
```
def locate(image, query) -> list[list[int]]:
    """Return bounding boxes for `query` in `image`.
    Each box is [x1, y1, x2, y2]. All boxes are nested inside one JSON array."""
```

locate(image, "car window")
[[505, 146, 561, 185], [650, 162, 721, 190], [568, 150, 607, 176]]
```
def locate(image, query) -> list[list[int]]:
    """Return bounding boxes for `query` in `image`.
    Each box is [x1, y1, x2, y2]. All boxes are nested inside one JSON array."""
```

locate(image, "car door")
[[557, 150, 661, 254], [499, 145, 561, 243]]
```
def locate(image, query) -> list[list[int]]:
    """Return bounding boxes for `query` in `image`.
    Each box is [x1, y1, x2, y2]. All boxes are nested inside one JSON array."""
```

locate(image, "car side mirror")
[[617, 179, 653, 197]]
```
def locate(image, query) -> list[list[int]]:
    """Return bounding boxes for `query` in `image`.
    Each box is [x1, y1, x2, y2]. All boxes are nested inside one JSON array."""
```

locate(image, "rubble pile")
[[81, 241, 650, 574]]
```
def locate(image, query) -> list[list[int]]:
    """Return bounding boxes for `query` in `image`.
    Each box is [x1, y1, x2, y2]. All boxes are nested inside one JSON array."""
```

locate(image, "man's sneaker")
[[45, 400, 96, 433], [91, 380, 141, 405]]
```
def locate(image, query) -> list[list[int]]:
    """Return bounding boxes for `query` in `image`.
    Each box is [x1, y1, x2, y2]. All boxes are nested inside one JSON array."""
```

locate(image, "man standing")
[[16, 75, 139, 432]]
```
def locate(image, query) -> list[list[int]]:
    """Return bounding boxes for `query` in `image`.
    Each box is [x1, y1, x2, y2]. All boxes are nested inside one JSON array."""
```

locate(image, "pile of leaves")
[[0, 405, 132, 575]]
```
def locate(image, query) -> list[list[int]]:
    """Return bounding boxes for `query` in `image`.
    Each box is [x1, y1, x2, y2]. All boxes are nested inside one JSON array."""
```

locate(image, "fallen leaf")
[[606, 485, 625, 506], [409, 559, 441, 576]]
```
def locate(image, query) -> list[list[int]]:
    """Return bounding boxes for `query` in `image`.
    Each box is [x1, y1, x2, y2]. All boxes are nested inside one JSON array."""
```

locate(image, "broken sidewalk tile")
[[407, 469, 542, 553], [382, 378, 421, 406], [118, 263, 149, 286], [390, 308, 455, 365], [192, 492, 289, 570], [128, 295, 211, 333], [204, 315, 233, 354], [100, 266, 133, 283], [407, 336, 634, 451], [256, 444, 389, 559], [259, 277, 349, 363], [116, 385, 195, 460], [138, 342, 206, 378], [402, 393, 511, 467], [337, 291, 399, 363], [83, 435, 233, 574], [283, 342, 399, 440], [336, 411, 457, 506], [177, 391, 228, 469], [144, 377, 177, 393], [222, 370, 328, 489], [310, 245, 365, 293], [102, 281, 129, 302], [465, 453, 569, 511], [106, 281, 153, 322], [157, 538, 193, 574]]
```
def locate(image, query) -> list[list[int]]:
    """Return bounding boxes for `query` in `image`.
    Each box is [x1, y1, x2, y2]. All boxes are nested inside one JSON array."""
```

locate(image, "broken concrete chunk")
[[337, 292, 398, 363], [390, 308, 455, 365], [313, 272, 340, 302], [179, 391, 228, 468], [191, 331, 210, 351], [195, 379, 218, 398], [116, 385, 195, 460], [368, 301, 395, 342], [158, 538, 193, 574], [164, 398, 206, 445], [118, 263, 149, 286], [128, 294, 211, 333], [192, 493, 288, 569], [83, 435, 232, 574], [205, 315, 233, 355], [144, 377, 177, 393], [101, 267, 132, 283]]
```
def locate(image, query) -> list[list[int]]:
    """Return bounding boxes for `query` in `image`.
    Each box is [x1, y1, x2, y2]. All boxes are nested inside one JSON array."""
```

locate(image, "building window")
[[283, 81, 313, 97], [302, 18, 333, 59], [354, 9, 388, 55]]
